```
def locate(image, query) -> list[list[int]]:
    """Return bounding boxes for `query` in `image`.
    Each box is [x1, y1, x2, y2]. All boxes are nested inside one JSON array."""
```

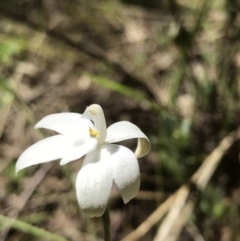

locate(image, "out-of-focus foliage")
[[0, 0, 240, 240], [0, 37, 25, 65]]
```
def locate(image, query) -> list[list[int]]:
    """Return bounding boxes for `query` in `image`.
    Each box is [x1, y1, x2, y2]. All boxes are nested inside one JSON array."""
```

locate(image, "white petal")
[[106, 121, 151, 158], [16, 135, 69, 173], [82, 144, 111, 165], [82, 144, 140, 204], [82, 104, 107, 143], [76, 159, 113, 217], [105, 144, 140, 203], [35, 113, 93, 137], [60, 137, 98, 165]]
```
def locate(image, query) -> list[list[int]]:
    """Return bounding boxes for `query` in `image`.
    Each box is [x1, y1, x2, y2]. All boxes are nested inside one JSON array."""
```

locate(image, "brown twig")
[[122, 128, 239, 241], [153, 128, 239, 241], [0, 163, 54, 241], [121, 192, 176, 241]]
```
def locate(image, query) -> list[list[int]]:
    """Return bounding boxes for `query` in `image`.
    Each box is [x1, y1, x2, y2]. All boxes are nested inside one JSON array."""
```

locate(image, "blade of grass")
[[88, 74, 159, 110], [0, 214, 69, 241], [90, 74, 145, 100]]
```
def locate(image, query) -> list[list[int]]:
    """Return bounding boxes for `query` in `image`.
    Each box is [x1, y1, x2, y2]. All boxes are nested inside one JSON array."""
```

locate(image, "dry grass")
[[1, 0, 240, 240]]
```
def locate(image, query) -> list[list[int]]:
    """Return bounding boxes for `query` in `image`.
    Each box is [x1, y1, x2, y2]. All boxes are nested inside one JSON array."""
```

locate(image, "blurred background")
[[1, 0, 240, 240]]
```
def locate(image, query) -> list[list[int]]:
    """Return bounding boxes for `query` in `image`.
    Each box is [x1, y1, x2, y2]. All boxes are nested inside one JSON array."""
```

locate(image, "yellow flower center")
[[89, 127, 99, 137]]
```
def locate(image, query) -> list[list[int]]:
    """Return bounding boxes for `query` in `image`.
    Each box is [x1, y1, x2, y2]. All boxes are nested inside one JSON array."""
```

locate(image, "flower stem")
[[102, 205, 111, 241]]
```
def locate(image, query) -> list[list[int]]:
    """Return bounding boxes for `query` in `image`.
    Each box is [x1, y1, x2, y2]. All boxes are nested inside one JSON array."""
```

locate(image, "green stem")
[[101, 205, 111, 241]]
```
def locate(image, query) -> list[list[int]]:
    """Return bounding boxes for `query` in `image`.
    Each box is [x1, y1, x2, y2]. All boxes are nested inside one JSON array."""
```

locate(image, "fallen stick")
[[122, 128, 239, 241]]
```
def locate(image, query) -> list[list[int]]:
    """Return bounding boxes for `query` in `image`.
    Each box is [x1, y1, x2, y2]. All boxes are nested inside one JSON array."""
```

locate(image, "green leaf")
[[0, 214, 69, 241]]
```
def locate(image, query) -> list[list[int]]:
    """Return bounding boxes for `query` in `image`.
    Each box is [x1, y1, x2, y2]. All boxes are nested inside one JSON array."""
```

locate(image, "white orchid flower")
[[16, 104, 151, 217]]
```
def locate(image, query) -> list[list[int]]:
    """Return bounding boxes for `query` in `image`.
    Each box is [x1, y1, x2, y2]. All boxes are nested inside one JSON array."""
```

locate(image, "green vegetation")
[[0, 0, 240, 240]]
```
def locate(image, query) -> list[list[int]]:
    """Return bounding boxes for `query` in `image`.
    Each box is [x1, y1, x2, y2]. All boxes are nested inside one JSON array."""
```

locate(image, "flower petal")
[[106, 121, 151, 158], [35, 113, 93, 137], [60, 137, 98, 165], [16, 135, 69, 173], [105, 144, 140, 203], [82, 104, 107, 143], [76, 158, 113, 217]]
